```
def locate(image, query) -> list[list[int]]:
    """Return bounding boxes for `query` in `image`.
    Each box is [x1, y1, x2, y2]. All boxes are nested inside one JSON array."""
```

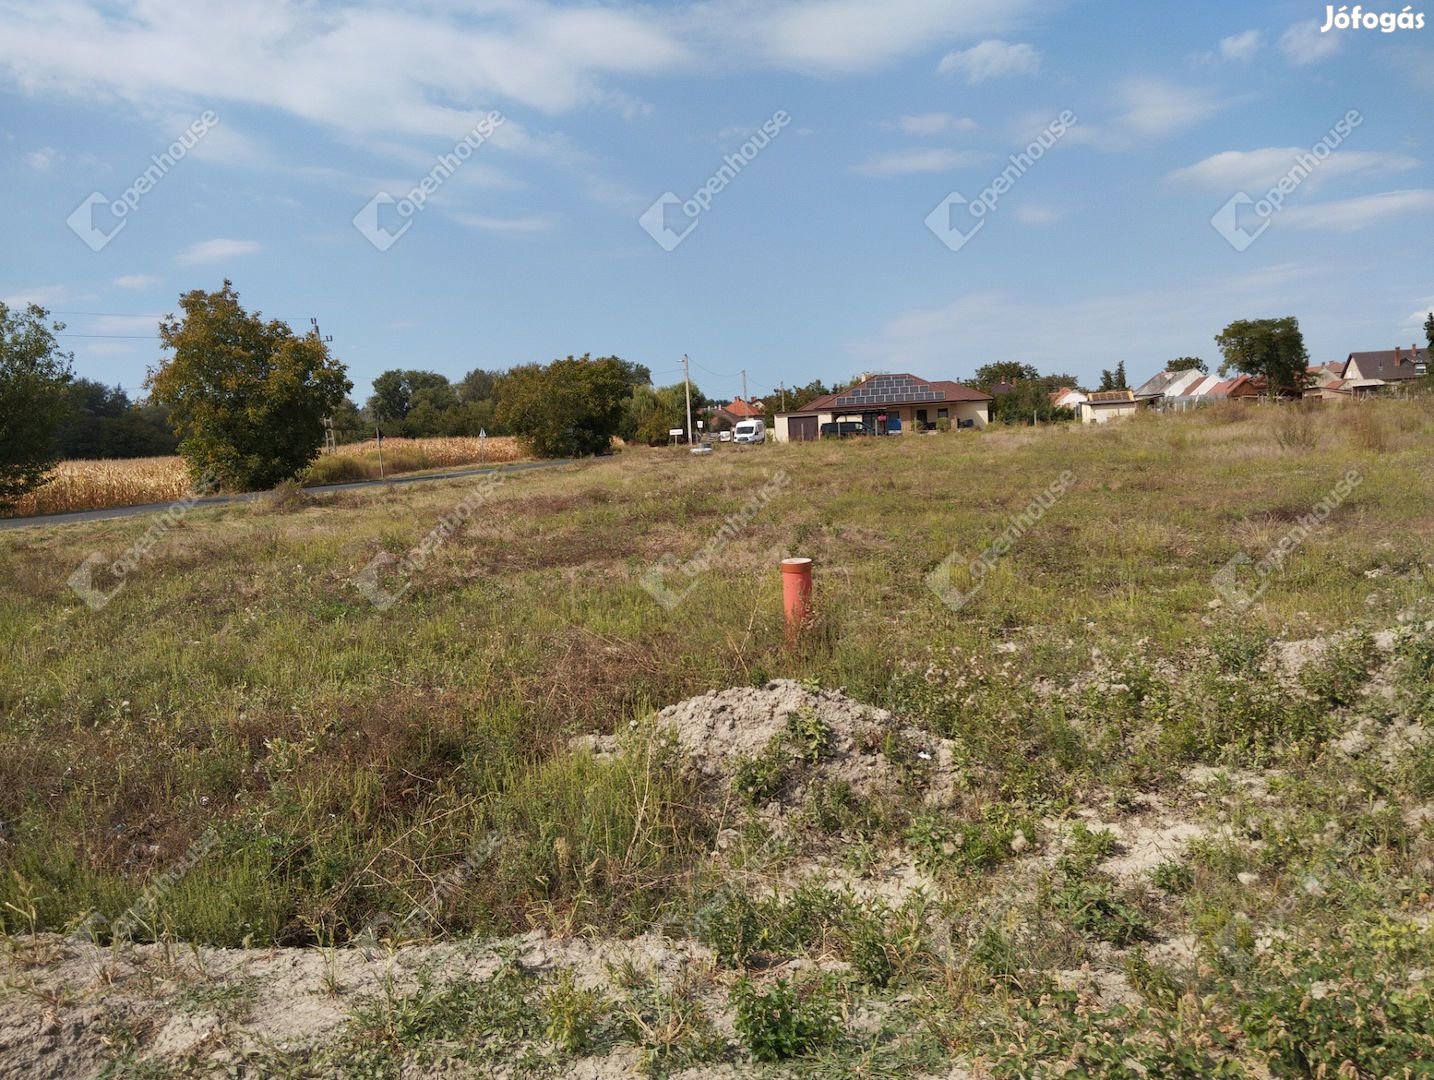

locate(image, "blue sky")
[[2, 0, 1431, 406]]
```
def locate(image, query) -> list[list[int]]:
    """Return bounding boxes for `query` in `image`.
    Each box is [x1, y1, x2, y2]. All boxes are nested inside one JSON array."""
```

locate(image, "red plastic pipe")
[[781, 557, 813, 637]]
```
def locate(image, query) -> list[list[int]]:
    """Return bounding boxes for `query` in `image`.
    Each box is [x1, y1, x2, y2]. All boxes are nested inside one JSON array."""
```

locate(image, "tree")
[[1215, 317, 1310, 397], [1168, 356, 1207, 374], [625, 382, 706, 445], [0, 302, 73, 507], [1425, 312, 1433, 356], [495, 354, 632, 457], [366, 369, 452, 425], [1097, 362, 1128, 391], [972, 361, 1039, 389], [147, 281, 352, 490]]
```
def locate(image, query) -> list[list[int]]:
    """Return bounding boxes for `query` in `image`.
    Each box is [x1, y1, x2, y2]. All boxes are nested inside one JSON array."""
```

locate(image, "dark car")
[[819, 421, 870, 438]]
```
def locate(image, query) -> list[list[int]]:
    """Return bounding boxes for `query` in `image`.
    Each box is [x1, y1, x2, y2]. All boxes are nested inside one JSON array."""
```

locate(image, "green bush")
[[1240, 929, 1434, 1077], [731, 977, 841, 1062]]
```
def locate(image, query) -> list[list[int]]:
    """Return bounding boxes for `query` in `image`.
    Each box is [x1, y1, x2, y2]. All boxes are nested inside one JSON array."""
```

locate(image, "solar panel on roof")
[[833, 375, 946, 408]]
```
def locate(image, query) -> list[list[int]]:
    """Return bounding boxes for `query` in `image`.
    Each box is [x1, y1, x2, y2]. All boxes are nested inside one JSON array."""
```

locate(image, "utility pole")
[[683, 354, 694, 446], [311, 317, 336, 453], [780, 382, 787, 411], [741, 369, 748, 403]]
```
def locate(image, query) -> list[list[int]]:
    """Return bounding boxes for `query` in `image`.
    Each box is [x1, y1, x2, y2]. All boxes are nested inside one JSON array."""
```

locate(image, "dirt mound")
[[662, 679, 958, 803]]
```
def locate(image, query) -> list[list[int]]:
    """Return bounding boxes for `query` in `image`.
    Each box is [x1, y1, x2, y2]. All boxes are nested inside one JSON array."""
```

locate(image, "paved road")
[[0, 458, 575, 532]]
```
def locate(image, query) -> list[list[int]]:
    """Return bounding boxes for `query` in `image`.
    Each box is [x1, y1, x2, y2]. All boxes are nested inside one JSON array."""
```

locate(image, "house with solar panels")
[[770, 373, 993, 442]]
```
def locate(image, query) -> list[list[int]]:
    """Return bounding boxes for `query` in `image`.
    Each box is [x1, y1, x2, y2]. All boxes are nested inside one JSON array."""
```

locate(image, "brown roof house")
[[772, 373, 991, 442], [1341, 346, 1428, 396], [706, 396, 764, 430]]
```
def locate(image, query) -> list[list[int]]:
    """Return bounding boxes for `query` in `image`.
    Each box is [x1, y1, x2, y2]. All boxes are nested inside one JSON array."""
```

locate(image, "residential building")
[[1341, 346, 1427, 396], [1079, 389, 1138, 424], [706, 396, 764, 431], [771, 372, 992, 442]]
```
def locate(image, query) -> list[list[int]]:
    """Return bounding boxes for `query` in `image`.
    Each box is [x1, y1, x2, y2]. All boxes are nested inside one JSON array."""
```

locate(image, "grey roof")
[[1132, 370, 1178, 398], [1346, 347, 1427, 381]]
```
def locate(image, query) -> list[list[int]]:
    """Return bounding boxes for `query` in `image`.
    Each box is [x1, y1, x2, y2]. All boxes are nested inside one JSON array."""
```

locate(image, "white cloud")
[[896, 113, 979, 136], [851, 148, 988, 177], [176, 238, 261, 264], [1279, 20, 1341, 65], [452, 212, 559, 233], [1282, 190, 1434, 232], [1219, 29, 1263, 62], [1400, 298, 1434, 334], [1013, 203, 1061, 224], [936, 40, 1041, 83], [0, 0, 1044, 142], [24, 146, 59, 170], [1, 285, 72, 308], [1167, 148, 1418, 192], [113, 274, 160, 289], [845, 264, 1317, 382], [732, 0, 1038, 74], [1114, 78, 1224, 138]]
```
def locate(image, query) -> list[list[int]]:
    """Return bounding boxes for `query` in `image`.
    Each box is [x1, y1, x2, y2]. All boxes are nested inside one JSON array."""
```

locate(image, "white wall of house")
[[1079, 401, 1139, 424], [773, 400, 990, 442]]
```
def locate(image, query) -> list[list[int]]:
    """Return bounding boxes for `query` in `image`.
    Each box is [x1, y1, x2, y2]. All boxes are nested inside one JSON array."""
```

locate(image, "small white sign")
[[669, 428, 684, 437]]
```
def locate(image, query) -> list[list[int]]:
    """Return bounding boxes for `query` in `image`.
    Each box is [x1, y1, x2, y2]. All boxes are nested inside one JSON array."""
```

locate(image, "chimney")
[[1394, 346, 1402, 367]]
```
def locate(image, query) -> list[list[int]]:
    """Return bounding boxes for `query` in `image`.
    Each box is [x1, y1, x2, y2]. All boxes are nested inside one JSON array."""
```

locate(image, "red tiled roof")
[[725, 398, 763, 417]]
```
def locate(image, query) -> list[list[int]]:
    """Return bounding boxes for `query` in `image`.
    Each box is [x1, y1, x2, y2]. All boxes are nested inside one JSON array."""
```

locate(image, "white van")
[[732, 419, 766, 444]]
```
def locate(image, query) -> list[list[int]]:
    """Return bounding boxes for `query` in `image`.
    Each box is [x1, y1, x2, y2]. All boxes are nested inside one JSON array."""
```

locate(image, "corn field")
[[5, 437, 526, 518]]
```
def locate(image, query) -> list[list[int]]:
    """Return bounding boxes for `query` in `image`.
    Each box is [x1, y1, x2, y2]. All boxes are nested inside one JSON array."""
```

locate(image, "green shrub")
[[1240, 929, 1434, 1078], [1150, 859, 1194, 894], [542, 971, 607, 1053], [1299, 630, 1376, 707], [906, 807, 1033, 877], [731, 977, 841, 1062], [732, 736, 789, 807], [786, 706, 831, 764], [989, 992, 1243, 1078]]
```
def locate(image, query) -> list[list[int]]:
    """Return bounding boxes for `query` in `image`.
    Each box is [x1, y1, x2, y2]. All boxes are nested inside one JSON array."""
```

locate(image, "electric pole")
[[741, 369, 748, 403], [311, 317, 336, 453], [780, 382, 787, 411], [683, 354, 694, 446]]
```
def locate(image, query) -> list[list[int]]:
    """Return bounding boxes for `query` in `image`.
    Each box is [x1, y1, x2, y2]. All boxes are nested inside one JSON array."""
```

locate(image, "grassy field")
[[3, 435, 526, 518], [1, 401, 1431, 1076]]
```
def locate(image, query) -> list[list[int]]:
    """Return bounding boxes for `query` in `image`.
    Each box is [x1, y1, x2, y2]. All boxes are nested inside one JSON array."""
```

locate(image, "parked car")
[[718, 430, 732, 442], [819, 421, 869, 438], [732, 419, 766, 444]]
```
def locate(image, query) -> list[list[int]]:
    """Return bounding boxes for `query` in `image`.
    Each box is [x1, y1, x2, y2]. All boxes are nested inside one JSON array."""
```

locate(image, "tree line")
[[5, 289, 1432, 510]]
